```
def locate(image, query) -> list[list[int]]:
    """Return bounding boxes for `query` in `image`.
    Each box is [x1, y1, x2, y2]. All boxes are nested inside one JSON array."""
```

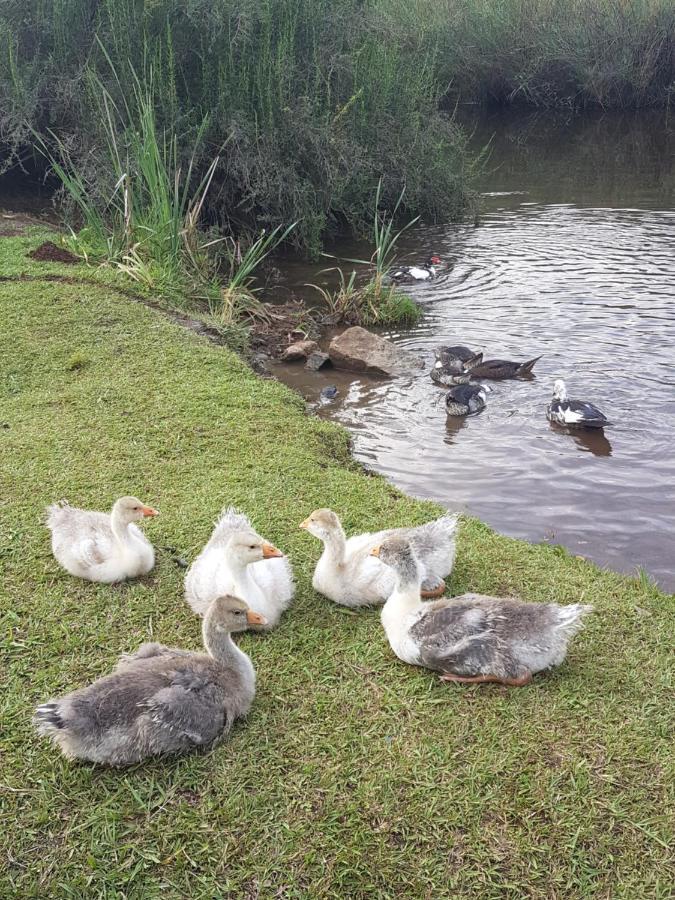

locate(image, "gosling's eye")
[[249, 545, 256, 550], [234, 609, 243, 616]]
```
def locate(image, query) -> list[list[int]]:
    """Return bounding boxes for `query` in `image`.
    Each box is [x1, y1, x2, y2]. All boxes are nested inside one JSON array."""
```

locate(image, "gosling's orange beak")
[[246, 610, 267, 626], [141, 506, 159, 517], [299, 518, 311, 530], [370, 545, 381, 557], [262, 542, 283, 559]]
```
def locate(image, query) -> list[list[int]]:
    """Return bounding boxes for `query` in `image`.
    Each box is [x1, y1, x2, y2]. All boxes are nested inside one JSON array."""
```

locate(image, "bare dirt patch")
[[27, 241, 79, 264]]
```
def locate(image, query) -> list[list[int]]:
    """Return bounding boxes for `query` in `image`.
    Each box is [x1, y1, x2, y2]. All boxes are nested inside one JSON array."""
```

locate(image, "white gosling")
[[300, 508, 458, 607], [46, 496, 158, 583], [34, 595, 262, 766], [547, 379, 612, 429], [373, 536, 592, 686], [185, 507, 294, 629]]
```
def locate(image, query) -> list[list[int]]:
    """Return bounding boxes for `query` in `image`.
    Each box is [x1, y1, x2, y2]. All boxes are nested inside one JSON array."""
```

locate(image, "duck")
[[390, 255, 441, 283], [431, 361, 479, 387], [445, 384, 488, 416], [547, 379, 612, 429], [299, 508, 458, 606], [372, 537, 593, 686], [465, 356, 541, 379], [184, 507, 294, 629], [33, 595, 263, 765], [434, 345, 483, 367], [45, 496, 158, 583]]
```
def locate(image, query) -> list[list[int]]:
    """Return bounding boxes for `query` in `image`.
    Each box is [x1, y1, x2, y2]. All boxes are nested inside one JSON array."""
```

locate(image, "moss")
[[1, 234, 673, 897]]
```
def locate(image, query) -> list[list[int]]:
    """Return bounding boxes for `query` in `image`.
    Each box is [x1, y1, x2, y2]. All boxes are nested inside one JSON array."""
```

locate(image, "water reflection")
[[549, 423, 613, 457]]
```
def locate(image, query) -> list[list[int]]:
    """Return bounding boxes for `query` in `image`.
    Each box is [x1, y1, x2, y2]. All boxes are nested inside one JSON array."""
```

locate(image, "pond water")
[[274, 111, 675, 591]]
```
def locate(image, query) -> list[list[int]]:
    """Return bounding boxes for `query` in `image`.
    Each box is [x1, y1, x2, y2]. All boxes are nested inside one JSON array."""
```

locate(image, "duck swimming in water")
[[431, 361, 472, 387], [465, 355, 541, 379], [434, 345, 483, 366], [445, 384, 487, 416], [390, 255, 441, 283], [547, 379, 612, 429]]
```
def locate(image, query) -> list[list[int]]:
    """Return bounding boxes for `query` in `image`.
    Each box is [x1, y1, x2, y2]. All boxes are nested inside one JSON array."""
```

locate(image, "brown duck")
[[466, 355, 541, 379]]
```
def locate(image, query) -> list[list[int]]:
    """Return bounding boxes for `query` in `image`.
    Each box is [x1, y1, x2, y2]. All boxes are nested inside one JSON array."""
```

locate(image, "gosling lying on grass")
[[185, 507, 294, 630], [34, 596, 262, 766], [372, 537, 592, 687], [300, 508, 458, 606], [46, 496, 158, 583]]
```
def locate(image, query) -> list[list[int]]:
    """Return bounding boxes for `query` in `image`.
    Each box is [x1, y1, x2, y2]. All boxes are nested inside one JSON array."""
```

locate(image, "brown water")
[[274, 111, 675, 591]]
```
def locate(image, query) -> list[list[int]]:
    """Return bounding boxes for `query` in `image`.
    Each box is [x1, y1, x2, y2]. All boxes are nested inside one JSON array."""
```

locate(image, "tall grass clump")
[[38, 64, 221, 294], [313, 182, 422, 327], [0, 0, 478, 253]]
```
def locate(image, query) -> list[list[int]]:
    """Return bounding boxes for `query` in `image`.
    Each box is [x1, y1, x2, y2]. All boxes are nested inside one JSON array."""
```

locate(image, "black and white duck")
[[547, 379, 612, 429], [434, 345, 483, 366], [445, 383, 488, 416], [466, 355, 541, 379], [390, 255, 441, 283], [431, 362, 472, 387]]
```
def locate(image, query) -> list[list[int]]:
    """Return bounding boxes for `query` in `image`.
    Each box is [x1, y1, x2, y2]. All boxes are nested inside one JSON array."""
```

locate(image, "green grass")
[[1, 232, 673, 897]]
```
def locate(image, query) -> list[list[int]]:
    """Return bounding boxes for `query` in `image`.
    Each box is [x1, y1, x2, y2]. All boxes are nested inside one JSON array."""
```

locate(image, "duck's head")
[[225, 530, 283, 566], [299, 508, 341, 540], [426, 254, 441, 267], [205, 594, 266, 635], [113, 496, 159, 524], [371, 536, 420, 582], [553, 379, 568, 401]]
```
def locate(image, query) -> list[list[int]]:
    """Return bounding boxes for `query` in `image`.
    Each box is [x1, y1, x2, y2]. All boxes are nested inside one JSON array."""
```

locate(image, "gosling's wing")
[[142, 664, 229, 746], [115, 643, 192, 671], [409, 601, 498, 672]]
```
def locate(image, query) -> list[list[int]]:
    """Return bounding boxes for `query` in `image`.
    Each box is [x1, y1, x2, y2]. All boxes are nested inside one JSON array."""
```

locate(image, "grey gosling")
[[372, 537, 592, 687], [34, 595, 263, 765]]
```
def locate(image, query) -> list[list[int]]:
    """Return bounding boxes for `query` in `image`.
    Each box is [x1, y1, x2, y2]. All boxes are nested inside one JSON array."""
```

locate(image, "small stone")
[[320, 385, 339, 401], [282, 340, 319, 362], [305, 351, 331, 371]]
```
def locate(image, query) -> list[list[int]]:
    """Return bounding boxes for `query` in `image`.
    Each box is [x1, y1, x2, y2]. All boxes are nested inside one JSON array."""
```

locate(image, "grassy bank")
[[1, 231, 674, 897]]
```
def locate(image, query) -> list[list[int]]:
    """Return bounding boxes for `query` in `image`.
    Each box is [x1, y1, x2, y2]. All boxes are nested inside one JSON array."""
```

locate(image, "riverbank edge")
[[1, 228, 673, 896]]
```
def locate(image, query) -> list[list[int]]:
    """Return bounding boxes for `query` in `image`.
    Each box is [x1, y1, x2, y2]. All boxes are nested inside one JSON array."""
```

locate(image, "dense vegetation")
[[2, 1, 672, 253], [1, 232, 673, 896], [0, 0, 474, 252]]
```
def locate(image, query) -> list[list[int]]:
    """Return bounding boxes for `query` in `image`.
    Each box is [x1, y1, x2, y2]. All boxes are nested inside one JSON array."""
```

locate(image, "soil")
[[27, 241, 79, 264], [248, 299, 321, 357]]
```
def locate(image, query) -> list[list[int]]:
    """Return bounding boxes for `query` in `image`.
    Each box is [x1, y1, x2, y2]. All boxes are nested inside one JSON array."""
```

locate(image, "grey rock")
[[328, 326, 424, 377], [305, 351, 331, 371]]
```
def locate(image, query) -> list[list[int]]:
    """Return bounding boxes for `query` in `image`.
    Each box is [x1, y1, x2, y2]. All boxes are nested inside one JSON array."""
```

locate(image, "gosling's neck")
[[110, 507, 133, 546], [383, 561, 424, 617], [202, 621, 248, 666], [321, 524, 347, 566]]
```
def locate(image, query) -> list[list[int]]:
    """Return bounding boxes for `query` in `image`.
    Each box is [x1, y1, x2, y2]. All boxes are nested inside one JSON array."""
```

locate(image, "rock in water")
[[282, 340, 319, 361], [305, 351, 331, 371], [328, 327, 424, 377]]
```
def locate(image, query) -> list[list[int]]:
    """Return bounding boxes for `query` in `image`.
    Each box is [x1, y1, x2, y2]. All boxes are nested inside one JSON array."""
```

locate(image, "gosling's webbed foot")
[[439, 671, 533, 687], [420, 577, 446, 599]]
